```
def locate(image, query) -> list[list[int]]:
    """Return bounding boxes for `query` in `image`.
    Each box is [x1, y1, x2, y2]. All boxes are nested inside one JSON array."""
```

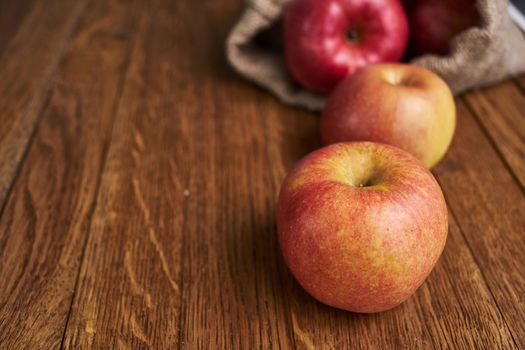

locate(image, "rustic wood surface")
[[0, 0, 524, 348]]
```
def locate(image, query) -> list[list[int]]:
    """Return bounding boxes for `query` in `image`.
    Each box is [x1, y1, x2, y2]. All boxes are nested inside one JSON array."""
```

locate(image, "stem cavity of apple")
[[346, 27, 361, 44]]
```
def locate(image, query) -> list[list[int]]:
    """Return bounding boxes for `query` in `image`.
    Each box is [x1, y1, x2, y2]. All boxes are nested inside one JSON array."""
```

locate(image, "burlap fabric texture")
[[226, 0, 525, 111]]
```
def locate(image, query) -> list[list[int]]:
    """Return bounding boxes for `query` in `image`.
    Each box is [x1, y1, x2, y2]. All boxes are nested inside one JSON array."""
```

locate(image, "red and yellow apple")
[[321, 63, 456, 168], [283, 0, 409, 94], [409, 0, 480, 56], [277, 142, 448, 313]]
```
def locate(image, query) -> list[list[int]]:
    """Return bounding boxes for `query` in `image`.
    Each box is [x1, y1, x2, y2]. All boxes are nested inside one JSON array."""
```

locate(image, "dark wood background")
[[0, 0, 524, 348]]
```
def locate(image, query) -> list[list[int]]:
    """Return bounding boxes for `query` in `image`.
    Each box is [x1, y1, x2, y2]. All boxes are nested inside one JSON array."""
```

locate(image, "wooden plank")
[[463, 81, 525, 188], [176, 81, 303, 349], [0, 0, 141, 348], [61, 1, 184, 348], [0, 0, 34, 57], [433, 99, 525, 347], [175, 1, 303, 348], [264, 104, 515, 348], [63, 0, 297, 347], [0, 0, 87, 212]]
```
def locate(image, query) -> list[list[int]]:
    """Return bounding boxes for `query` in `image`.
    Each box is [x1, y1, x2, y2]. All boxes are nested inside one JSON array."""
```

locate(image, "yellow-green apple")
[[283, 0, 409, 94], [409, 0, 480, 55], [277, 142, 448, 313], [320, 63, 455, 168]]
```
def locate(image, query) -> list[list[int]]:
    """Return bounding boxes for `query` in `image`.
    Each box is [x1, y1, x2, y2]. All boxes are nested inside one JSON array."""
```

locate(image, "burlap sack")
[[226, 0, 525, 111]]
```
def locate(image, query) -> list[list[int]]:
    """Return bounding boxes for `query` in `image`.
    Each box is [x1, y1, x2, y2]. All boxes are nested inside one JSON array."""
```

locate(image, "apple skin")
[[320, 63, 456, 168], [409, 0, 480, 55], [283, 0, 409, 94], [277, 142, 448, 313]]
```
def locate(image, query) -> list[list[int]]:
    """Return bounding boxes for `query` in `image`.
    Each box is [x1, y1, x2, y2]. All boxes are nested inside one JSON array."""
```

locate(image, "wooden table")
[[0, 0, 524, 348]]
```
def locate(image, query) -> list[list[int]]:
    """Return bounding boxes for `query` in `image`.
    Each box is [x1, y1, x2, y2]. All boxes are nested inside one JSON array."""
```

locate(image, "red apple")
[[409, 0, 480, 55], [321, 63, 456, 168], [283, 0, 409, 94], [277, 142, 448, 313]]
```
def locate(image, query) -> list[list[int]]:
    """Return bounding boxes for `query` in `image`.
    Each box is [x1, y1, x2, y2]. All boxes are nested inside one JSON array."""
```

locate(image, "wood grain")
[[0, 0, 141, 347], [63, 0, 302, 347], [0, 0, 87, 213], [62, 0, 186, 347], [463, 83, 525, 188], [434, 100, 525, 348]]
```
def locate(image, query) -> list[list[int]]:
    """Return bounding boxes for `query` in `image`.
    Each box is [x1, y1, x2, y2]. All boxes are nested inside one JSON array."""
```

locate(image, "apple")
[[320, 63, 455, 168], [409, 0, 480, 55], [277, 142, 448, 313], [283, 0, 409, 94]]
